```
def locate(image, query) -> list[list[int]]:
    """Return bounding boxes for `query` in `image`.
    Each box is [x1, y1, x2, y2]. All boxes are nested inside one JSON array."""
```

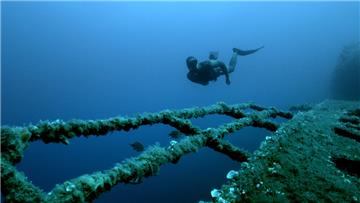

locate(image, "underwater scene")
[[1, 1, 359, 203]]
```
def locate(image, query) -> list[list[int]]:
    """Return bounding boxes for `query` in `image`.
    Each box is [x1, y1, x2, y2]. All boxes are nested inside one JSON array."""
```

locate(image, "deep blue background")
[[2, 2, 359, 202]]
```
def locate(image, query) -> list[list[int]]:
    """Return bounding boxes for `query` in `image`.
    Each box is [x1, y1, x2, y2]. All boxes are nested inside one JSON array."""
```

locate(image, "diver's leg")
[[228, 52, 238, 73], [228, 46, 263, 73], [233, 46, 264, 56]]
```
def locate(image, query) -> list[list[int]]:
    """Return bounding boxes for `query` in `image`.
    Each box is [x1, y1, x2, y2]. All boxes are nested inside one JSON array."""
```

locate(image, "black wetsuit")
[[186, 46, 263, 86], [187, 60, 228, 85]]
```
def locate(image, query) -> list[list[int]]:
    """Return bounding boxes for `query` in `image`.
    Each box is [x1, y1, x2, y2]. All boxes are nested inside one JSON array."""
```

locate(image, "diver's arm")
[[187, 70, 209, 86], [218, 62, 231, 85]]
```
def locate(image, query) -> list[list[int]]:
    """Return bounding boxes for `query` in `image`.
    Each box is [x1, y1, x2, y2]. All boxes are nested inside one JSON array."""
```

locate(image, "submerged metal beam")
[[1, 102, 290, 202]]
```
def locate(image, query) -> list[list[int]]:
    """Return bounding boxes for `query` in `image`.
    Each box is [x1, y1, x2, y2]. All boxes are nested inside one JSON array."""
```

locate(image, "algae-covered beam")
[[1, 159, 46, 202], [206, 138, 250, 162], [1, 102, 293, 202], [44, 109, 284, 202], [46, 135, 207, 202], [1, 102, 291, 147], [1, 127, 31, 164]]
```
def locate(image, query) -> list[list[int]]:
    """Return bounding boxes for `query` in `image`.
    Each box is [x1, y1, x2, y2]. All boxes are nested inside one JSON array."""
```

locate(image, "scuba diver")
[[186, 46, 264, 85]]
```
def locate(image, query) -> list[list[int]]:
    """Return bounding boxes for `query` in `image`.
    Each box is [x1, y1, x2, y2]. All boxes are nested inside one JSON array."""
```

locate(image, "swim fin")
[[233, 46, 264, 56]]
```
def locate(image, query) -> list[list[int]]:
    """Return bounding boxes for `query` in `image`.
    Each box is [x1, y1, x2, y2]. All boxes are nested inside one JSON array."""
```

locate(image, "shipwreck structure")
[[331, 42, 360, 100], [1, 100, 359, 202]]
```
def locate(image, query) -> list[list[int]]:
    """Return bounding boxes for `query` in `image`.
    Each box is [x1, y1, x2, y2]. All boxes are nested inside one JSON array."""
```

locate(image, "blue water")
[[1, 2, 359, 202]]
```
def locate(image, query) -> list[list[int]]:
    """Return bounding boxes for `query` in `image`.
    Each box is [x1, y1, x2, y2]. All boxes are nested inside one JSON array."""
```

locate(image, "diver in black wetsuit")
[[186, 47, 264, 85]]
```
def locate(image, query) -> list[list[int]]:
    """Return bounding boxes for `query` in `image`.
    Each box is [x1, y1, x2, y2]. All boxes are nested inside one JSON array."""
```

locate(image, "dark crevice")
[[335, 108, 360, 143], [339, 116, 360, 125], [334, 126, 360, 143], [332, 157, 360, 178], [345, 123, 360, 131], [348, 109, 360, 117]]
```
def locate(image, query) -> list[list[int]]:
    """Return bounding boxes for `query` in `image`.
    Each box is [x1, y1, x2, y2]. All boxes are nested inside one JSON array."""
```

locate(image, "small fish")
[[130, 141, 144, 152], [168, 130, 183, 139]]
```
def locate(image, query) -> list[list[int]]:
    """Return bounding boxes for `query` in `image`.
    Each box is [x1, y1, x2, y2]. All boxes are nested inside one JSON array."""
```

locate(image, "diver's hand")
[[226, 78, 231, 85]]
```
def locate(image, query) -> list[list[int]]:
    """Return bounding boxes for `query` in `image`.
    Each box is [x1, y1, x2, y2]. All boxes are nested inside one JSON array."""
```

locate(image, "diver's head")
[[186, 56, 198, 71], [209, 51, 218, 60]]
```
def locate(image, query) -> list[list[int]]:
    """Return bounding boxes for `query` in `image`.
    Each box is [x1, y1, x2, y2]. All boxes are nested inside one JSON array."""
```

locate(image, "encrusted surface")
[[215, 100, 360, 202]]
